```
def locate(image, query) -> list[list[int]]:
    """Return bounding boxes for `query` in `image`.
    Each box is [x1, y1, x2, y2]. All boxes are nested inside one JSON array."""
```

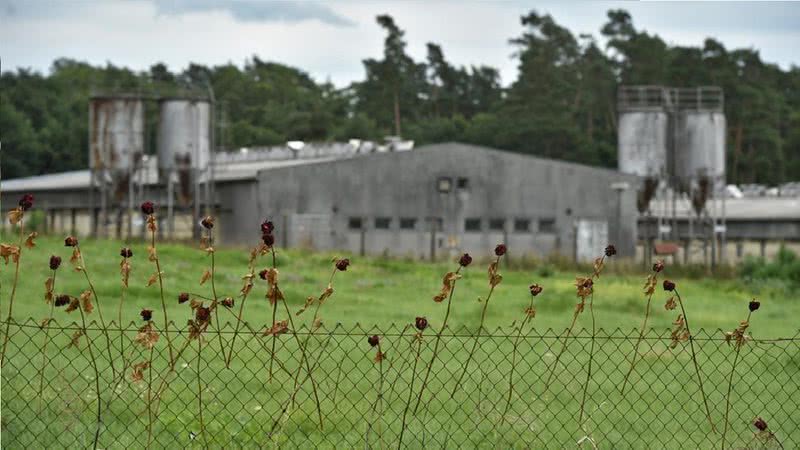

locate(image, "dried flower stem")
[[0, 221, 25, 366], [721, 310, 753, 450], [544, 312, 580, 390], [196, 337, 209, 449], [145, 343, 155, 450], [37, 269, 58, 414], [365, 342, 385, 449], [501, 296, 536, 426], [398, 333, 423, 449], [268, 249, 279, 381], [76, 245, 117, 379], [149, 227, 175, 366], [450, 256, 501, 398], [77, 302, 102, 450], [620, 296, 654, 394], [225, 246, 262, 368], [207, 230, 226, 362], [412, 265, 462, 414], [674, 288, 717, 434], [579, 292, 596, 424]]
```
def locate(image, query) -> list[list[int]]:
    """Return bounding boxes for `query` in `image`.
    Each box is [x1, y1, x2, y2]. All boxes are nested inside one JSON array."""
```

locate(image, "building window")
[[488, 218, 505, 231], [465, 218, 482, 232], [399, 218, 417, 230], [539, 218, 556, 233], [514, 218, 530, 232], [457, 177, 469, 189], [437, 177, 452, 193], [348, 217, 363, 230], [375, 217, 391, 230]]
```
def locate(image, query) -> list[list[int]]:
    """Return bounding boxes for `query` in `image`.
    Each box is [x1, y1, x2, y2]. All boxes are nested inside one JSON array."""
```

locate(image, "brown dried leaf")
[[199, 269, 212, 285], [147, 245, 157, 262], [7, 208, 23, 225], [70, 248, 81, 267], [312, 318, 322, 330], [24, 231, 38, 248], [68, 330, 83, 348], [318, 284, 334, 304], [44, 277, 54, 303], [65, 297, 80, 313], [40, 318, 51, 328], [134, 323, 160, 349], [146, 272, 160, 287], [80, 290, 93, 313], [146, 215, 157, 233], [130, 361, 150, 382], [374, 350, 386, 363], [296, 296, 315, 316], [524, 306, 536, 319], [263, 320, 288, 336], [0, 244, 20, 264], [664, 296, 677, 311], [120, 259, 131, 287]]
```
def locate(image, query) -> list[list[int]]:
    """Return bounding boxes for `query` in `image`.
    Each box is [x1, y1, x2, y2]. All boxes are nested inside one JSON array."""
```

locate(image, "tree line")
[[1, 9, 798, 184]]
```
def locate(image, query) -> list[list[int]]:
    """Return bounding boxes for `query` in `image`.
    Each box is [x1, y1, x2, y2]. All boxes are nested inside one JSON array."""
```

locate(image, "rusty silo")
[[674, 87, 726, 188], [157, 99, 211, 205], [89, 97, 144, 199]]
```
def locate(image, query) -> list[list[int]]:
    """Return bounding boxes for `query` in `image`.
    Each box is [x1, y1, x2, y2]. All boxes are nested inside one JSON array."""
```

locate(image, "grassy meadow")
[[0, 235, 798, 449]]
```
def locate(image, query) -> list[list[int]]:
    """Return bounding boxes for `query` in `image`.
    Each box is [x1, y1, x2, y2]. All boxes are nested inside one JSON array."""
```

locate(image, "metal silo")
[[617, 111, 669, 178], [157, 99, 211, 178], [89, 97, 144, 192], [675, 110, 726, 183]]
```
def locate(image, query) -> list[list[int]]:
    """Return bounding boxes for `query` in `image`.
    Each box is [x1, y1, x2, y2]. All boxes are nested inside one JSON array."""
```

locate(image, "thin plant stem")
[[398, 335, 423, 449], [579, 292, 596, 425], [37, 269, 57, 415], [721, 310, 752, 450], [197, 337, 209, 449], [225, 245, 261, 368], [412, 265, 462, 414], [0, 220, 25, 366], [621, 293, 655, 394], [268, 248, 279, 381], [77, 304, 102, 450], [543, 312, 580, 391], [674, 288, 717, 434], [146, 343, 155, 450], [151, 226, 174, 367], [450, 257, 500, 398], [365, 343, 385, 449], [77, 245, 117, 380], [501, 297, 536, 426], [208, 232, 225, 362]]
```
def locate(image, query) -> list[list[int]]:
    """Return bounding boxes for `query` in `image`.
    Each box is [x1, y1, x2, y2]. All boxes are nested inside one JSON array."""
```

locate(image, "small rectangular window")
[[457, 177, 469, 189], [348, 217, 363, 230], [437, 177, 452, 193], [465, 218, 482, 232], [399, 218, 417, 230], [375, 217, 391, 230], [488, 218, 505, 231], [539, 218, 556, 233], [514, 219, 530, 232]]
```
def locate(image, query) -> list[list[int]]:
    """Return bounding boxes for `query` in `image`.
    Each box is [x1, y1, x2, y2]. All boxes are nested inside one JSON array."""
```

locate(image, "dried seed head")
[[120, 247, 133, 258], [178, 292, 190, 304], [49, 255, 62, 270], [140, 309, 153, 321], [749, 300, 761, 312], [261, 220, 274, 234], [258, 269, 269, 280], [221, 297, 234, 308], [529, 283, 543, 296], [459, 253, 473, 267], [200, 216, 215, 229], [335, 258, 350, 271], [653, 260, 665, 273], [54, 294, 70, 307], [753, 417, 768, 431], [494, 244, 507, 256], [195, 306, 211, 323], [262, 233, 275, 247], [663, 280, 676, 292], [367, 335, 380, 347], [64, 236, 79, 247], [18, 193, 34, 211], [415, 317, 428, 331], [604, 245, 617, 257], [140, 201, 155, 215]]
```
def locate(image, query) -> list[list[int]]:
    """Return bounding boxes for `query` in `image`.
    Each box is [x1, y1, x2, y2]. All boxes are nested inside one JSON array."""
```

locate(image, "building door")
[[575, 219, 608, 262]]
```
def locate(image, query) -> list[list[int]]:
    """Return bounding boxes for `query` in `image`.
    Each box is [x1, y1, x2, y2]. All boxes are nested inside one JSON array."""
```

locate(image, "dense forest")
[[2, 10, 799, 183]]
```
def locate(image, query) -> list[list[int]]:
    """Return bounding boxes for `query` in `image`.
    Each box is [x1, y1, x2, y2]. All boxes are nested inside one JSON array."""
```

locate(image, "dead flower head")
[[494, 244, 507, 256], [178, 292, 190, 304], [415, 317, 428, 331], [335, 258, 351, 271], [604, 245, 617, 257], [749, 300, 761, 312], [753, 417, 768, 432], [64, 236, 78, 247], [140, 309, 153, 321], [120, 247, 133, 258], [653, 260, 665, 273], [663, 280, 676, 292], [49, 255, 62, 270], [200, 216, 215, 229], [459, 253, 473, 267], [18, 193, 34, 211], [140, 201, 155, 215], [529, 283, 543, 297], [368, 335, 380, 347]]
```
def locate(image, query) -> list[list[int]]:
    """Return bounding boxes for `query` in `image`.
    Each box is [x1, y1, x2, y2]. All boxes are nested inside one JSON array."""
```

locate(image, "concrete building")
[[1, 142, 639, 261]]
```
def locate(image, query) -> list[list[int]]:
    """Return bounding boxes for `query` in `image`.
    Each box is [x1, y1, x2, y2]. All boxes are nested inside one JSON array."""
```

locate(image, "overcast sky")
[[1, 1, 798, 87]]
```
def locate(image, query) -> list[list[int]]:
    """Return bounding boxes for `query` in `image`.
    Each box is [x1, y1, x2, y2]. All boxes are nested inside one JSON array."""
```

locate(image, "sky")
[[1, 1, 798, 87]]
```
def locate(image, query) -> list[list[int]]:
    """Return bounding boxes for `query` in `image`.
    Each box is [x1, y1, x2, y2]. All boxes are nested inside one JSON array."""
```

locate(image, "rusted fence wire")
[[1, 318, 798, 449]]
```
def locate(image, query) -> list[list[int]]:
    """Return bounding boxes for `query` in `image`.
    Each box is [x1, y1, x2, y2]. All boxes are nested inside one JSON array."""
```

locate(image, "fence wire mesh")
[[1, 318, 798, 449]]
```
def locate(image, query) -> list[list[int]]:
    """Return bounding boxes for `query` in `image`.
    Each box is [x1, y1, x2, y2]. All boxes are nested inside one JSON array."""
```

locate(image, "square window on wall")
[[399, 218, 417, 230], [437, 177, 452, 193], [539, 218, 556, 233], [489, 218, 505, 231], [514, 219, 530, 232], [465, 218, 482, 232], [457, 177, 469, 189], [348, 217, 363, 230], [375, 217, 392, 229]]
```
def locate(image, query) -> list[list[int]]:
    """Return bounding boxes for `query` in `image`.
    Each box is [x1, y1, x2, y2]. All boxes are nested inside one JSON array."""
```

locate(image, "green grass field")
[[1, 236, 798, 448]]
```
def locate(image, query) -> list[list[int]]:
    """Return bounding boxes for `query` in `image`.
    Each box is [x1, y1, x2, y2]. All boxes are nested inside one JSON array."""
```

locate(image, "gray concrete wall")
[[246, 142, 639, 259]]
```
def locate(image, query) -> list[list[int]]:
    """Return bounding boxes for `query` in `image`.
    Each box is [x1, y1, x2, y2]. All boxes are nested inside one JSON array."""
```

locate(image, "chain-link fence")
[[1, 318, 798, 449]]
